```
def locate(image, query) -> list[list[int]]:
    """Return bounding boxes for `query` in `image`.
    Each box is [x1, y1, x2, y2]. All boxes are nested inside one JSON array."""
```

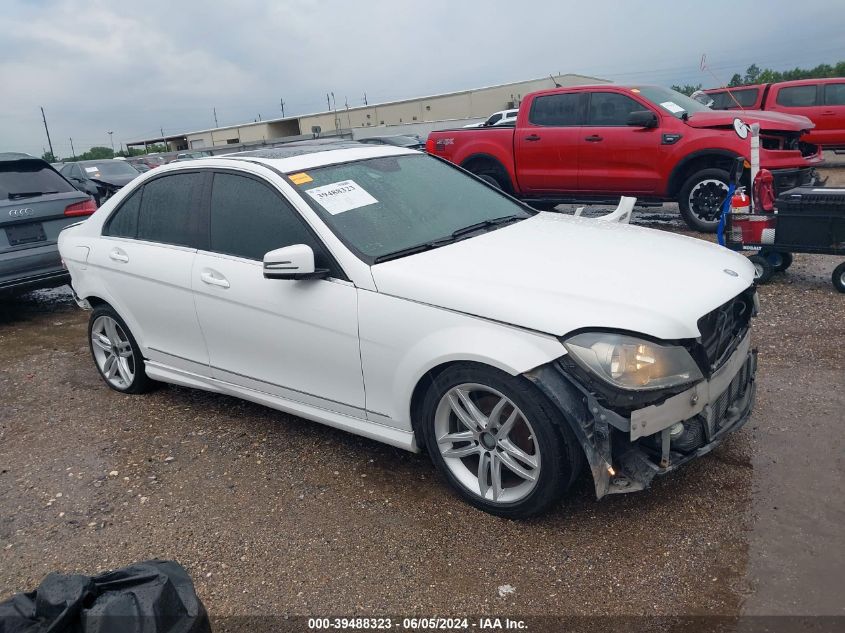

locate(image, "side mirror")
[[626, 110, 658, 128], [263, 244, 328, 280]]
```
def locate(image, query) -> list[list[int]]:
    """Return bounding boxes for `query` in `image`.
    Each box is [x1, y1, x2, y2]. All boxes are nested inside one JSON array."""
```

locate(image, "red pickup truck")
[[427, 85, 822, 231], [702, 78, 845, 149]]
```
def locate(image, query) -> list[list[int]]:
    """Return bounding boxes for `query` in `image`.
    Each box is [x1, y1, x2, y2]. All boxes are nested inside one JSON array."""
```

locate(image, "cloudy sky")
[[2, 0, 844, 158]]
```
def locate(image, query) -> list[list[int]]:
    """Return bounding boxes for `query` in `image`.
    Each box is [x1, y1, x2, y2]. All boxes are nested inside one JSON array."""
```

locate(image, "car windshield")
[[290, 154, 533, 262], [633, 86, 713, 118], [80, 161, 139, 177]]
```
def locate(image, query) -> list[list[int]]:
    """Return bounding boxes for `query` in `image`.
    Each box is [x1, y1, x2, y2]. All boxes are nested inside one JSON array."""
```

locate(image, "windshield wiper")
[[373, 237, 457, 264], [450, 215, 522, 239], [8, 191, 58, 200], [373, 216, 524, 264]]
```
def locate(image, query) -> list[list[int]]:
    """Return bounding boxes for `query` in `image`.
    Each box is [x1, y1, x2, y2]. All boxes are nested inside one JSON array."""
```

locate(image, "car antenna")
[[549, 74, 561, 88]]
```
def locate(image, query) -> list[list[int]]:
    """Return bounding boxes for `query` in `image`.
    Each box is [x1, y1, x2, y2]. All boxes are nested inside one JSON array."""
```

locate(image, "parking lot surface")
[[1, 208, 843, 619]]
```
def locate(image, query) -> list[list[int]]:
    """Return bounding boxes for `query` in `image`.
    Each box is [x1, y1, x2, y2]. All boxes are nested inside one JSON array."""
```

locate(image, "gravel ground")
[[1, 183, 843, 620]]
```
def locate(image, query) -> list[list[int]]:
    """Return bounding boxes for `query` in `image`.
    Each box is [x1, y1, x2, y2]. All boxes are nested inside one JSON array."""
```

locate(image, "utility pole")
[[107, 131, 114, 154], [363, 92, 368, 106], [213, 107, 219, 127], [326, 93, 331, 111], [258, 114, 262, 122], [40, 107, 54, 159], [331, 92, 338, 131], [69, 138, 76, 160], [345, 97, 351, 128], [161, 127, 166, 151], [280, 98, 285, 118]]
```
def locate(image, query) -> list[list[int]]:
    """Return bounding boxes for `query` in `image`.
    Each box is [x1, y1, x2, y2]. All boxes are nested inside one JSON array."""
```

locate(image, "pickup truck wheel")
[[678, 168, 730, 233], [477, 174, 503, 190], [420, 363, 583, 518], [832, 262, 845, 293], [749, 255, 774, 284]]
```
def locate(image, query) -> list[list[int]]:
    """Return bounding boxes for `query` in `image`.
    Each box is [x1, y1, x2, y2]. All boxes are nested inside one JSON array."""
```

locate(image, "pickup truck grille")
[[697, 290, 755, 372]]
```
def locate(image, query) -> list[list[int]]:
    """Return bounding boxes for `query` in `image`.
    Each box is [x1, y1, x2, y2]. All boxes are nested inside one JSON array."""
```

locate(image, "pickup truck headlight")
[[562, 332, 703, 391]]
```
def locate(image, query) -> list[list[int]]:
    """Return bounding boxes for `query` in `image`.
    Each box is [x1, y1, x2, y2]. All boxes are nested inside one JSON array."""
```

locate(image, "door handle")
[[200, 271, 230, 289], [109, 249, 129, 263], [585, 135, 603, 142], [821, 111, 836, 115], [524, 134, 541, 141]]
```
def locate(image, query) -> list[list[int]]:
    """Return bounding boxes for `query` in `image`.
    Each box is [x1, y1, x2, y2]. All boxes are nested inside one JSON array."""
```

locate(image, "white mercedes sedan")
[[59, 142, 759, 517]]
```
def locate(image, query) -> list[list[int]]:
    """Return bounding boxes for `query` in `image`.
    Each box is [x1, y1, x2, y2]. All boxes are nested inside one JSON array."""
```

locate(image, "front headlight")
[[562, 332, 703, 391]]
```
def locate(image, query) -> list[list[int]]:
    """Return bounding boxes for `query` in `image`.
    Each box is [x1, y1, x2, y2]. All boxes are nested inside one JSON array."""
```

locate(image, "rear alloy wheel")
[[832, 261, 845, 293], [421, 364, 582, 517], [88, 305, 153, 394], [749, 254, 774, 284], [678, 168, 730, 233]]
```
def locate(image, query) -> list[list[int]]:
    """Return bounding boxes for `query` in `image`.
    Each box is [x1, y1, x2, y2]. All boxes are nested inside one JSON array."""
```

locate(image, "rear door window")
[[528, 93, 584, 126], [586, 92, 646, 126], [0, 159, 76, 201], [776, 85, 819, 107], [823, 83, 845, 105], [136, 172, 203, 247], [103, 188, 142, 238]]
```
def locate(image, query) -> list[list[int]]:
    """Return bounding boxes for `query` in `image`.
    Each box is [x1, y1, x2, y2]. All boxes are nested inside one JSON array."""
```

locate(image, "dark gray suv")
[[0, 153, 96, 294]]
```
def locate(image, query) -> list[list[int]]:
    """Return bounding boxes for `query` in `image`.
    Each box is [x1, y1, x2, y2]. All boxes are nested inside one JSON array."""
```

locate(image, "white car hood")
[[370, 212, 755, 340]]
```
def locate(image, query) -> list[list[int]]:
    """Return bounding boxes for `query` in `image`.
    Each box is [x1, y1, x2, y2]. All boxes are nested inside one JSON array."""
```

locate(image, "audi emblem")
[[8, 208, 33, 218]]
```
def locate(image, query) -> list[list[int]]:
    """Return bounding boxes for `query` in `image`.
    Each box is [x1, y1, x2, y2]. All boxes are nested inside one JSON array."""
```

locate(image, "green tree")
[[743, 64, 761, 84], [723, 60, 843, 88], [671, 83, 703, 96], [78, 146, 115, 160], [41, 151, 56, 162]]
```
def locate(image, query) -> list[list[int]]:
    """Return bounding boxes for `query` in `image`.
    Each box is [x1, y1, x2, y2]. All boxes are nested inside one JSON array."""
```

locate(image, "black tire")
[[419, 363, 584, 518], [832, 261, 845, 293], [749, 255, 774, 284], [477, 174, 502, 190], [465, 161, 512, 193], [761, 250, 793, 272], [677, 167, 730, 233], [88, 304, 154, 394]]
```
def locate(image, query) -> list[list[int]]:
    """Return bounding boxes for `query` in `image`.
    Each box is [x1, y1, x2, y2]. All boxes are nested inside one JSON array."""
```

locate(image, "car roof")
[[74, 159, 127, 165], [0, 152, 40, 162], [218, 140, 417, 172]]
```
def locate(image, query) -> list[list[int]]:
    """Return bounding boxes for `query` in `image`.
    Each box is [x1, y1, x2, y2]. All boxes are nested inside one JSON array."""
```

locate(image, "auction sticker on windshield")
[[305, 180, 378, 215], [660, 101, 685, 114]]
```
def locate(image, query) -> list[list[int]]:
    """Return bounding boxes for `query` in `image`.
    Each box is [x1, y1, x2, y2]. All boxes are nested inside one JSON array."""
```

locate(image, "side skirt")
[[144, 361, 418, 452]]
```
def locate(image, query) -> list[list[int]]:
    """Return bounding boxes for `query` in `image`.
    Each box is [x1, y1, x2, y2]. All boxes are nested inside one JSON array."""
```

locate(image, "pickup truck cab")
[[703, 79, 845, 150], [428, 85, 822, 231]]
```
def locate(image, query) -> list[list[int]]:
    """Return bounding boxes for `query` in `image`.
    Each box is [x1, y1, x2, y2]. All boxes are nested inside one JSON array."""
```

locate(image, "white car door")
[[191, 170, 365, 417], [93, 171, 210, 374]]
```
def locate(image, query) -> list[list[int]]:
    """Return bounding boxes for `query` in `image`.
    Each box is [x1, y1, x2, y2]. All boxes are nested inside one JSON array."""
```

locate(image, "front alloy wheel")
[[421, 364, 583, 517], [435, 384, 541, 504]]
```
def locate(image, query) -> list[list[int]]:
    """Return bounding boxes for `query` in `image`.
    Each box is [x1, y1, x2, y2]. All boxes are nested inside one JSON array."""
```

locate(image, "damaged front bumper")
[[525, 332, 757, 499]]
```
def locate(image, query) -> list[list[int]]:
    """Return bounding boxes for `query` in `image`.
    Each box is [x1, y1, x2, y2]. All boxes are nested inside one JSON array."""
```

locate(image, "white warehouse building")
[[126, 73, 608, 152]]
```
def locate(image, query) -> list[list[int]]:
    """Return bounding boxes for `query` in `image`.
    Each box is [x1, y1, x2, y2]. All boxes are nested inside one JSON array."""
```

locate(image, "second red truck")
[[427, 84, 822, 231]]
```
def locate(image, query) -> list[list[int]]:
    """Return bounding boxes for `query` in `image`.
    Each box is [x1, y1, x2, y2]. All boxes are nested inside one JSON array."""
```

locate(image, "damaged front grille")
[[696, 290, 754, 372]]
